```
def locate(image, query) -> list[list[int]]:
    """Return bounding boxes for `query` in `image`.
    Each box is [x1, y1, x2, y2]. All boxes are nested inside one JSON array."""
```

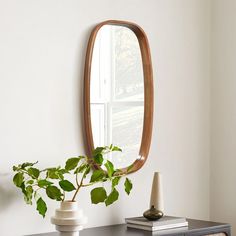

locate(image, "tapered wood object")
[[143, 172, 164, 220], [150, 172, 164, 211]]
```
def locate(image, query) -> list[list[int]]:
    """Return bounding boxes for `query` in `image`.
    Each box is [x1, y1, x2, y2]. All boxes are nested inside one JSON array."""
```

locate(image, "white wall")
[[210, 0, 236, 234], [0, 1, 210, 235]]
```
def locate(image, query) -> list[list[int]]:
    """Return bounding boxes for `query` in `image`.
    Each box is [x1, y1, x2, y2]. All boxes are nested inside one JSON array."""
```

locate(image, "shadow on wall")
[[0, 172, 18, 211]]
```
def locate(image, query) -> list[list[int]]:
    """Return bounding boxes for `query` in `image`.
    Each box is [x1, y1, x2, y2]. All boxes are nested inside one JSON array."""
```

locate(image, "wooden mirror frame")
[[84, 20, 154, 174]]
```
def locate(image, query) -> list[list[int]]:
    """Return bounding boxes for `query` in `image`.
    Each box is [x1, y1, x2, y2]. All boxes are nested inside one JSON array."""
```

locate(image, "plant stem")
[[71, 185, 81, 202], [62, 190, 65, 201], [75, 172, 79, 187], [71, 150, 126, 202], [81, 183, 94, 187], [71, 171, 86, 201]]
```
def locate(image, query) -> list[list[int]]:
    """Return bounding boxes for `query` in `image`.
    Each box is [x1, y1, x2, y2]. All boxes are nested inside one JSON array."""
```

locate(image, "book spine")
[[126, 224, 153, 231], [125, 219, 187, 227], [125, 220, 152, 226], [126, 222, 188, 231], [152, 222, 188, 230]]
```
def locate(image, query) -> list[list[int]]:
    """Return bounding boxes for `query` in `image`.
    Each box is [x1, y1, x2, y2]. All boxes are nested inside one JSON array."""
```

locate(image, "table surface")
[[27, 219, 230, 236]]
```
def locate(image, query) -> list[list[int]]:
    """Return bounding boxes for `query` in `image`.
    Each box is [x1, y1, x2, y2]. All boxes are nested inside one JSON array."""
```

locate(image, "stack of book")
[[125, 216, 188, 231]]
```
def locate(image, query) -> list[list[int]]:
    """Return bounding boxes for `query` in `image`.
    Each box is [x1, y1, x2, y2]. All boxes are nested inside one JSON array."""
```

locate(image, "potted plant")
[[12, 145, 133, 235]]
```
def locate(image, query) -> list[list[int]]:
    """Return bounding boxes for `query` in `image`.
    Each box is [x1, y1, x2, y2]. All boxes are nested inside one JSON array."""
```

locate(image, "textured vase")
[[51, 201, 87, 236], [150, 172, 164, 211], [143, 172, 164, 220]]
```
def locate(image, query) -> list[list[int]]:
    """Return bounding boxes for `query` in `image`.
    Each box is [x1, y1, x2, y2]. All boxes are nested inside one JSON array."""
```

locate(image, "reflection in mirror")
[[84, 20, 153, 174], [90, 25, 144, 169]]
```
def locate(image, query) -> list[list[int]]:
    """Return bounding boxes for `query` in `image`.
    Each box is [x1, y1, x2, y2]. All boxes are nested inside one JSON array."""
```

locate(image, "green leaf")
[[114, 169, 122, 175], [38, 179, 53, 188], [74, 163, 87, 174], [28, 167, 40, 179], [59, 169, 69, 174], [127, 164, 134, 173], [24, 185, 33, 204], [84, 166, 91, 178], [59, 180, 76, 192], [46, 168, 62, 179], [93, 147, 105, 156], [65, 157, 81, 171], [46, 168, 58, 179], [13, 165, 19, 171], [105, 188, 119, 206], [21, 161, 38, 169], [36, 197, 47, 218], [74, 167, 79, 174], [112, 146, 122, 152], [57, 172, 64, 180], [20, 182, 26, 195], [90, 170, 105, 183], [104, 160, 114, 178], [94, 154, 103, 165], [34, 191, 40, 201], [124, 178, 133, 195], [26, 180, 34, 185], [13, 173, 24, 187], [46, 186, 63, 201], [112, 176, 121, 188], [90, 187, 107, 204]]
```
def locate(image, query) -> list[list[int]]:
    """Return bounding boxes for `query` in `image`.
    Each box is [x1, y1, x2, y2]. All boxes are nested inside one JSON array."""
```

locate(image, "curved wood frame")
[[84, 20, 154, 174]]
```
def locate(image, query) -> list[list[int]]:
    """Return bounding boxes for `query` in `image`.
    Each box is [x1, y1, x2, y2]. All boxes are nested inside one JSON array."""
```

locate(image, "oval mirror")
[[84, 20, 153, 174]]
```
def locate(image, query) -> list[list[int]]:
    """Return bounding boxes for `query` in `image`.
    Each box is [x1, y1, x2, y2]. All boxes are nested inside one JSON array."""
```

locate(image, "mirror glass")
[[90, 25, 144, 169]]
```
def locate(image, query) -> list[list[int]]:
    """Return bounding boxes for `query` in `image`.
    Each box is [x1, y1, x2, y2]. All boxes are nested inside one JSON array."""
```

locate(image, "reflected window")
[[91, 25, 144, 168]]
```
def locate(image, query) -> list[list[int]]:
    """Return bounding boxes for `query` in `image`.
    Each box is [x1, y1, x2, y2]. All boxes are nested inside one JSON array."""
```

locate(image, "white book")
[[125, 216, 187, 227], [126, 222, 188, 231]]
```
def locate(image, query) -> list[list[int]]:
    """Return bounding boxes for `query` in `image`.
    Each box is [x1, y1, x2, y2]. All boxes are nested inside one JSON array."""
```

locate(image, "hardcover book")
[[125, 216, 188, 231]]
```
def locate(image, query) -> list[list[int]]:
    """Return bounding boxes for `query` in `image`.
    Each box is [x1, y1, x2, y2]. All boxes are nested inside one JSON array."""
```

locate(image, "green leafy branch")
[[12, 145, 133, 218]]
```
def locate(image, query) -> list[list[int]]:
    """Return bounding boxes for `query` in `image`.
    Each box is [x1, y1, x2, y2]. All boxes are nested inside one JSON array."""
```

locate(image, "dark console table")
[[27, 219, 231, 236]]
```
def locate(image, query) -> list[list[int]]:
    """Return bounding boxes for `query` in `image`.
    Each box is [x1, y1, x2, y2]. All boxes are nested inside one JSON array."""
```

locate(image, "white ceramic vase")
[[51, 201, 87, 236]]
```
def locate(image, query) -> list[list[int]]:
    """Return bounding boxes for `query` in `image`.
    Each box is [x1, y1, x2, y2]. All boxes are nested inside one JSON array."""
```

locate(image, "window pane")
[[110, 105, 144, 169], [91, 104, 105, 147], [113, 26, 144, 101]]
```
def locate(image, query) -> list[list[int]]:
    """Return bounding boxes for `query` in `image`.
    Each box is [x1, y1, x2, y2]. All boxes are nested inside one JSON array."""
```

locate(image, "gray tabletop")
[[26, 219, 231, 236]]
